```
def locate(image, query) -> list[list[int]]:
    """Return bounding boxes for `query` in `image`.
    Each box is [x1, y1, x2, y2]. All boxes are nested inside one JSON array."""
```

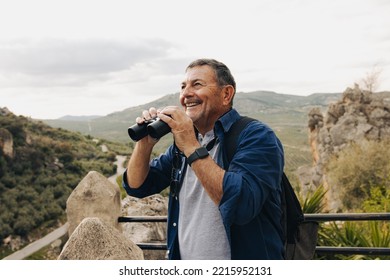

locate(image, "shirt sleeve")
[[219, 121, 284, 226], [122, 145, 174, 198]]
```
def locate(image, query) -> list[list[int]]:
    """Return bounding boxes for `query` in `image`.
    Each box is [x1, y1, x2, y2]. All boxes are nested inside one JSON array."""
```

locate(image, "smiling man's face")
[[180, 65, 230, 133]]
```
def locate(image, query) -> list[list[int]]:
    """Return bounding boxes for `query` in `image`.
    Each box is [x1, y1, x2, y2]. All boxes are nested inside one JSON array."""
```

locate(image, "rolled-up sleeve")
[[122, 145, 174, 198], [219, 121, 284, 226]]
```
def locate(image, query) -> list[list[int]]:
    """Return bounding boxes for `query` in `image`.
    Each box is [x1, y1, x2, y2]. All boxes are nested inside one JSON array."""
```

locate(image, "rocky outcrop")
[[121, 194, 168, 260], [0, 107, 12, 116], [61, 170, 169, 260], [58, 217, 143, 260], [0, 128, 14, 158], [304, 85, 390, 210], [66, 171, 122, 236], [121, 194, 168, 243], [61, 171, 145, 260]]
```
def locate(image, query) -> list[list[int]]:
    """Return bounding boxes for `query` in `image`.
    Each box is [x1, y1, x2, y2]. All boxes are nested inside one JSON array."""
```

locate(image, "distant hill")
[[0, 109, 128, 249], [44, 91, 341, 142], [43, 90, 341, 175], [58, 115, 102, 121]]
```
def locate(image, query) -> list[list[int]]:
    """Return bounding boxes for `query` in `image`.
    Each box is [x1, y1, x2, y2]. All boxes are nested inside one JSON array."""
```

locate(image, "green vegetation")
[[310, 139, 390, 259], [0, 113, 127, 244], [297, 182, 390, 260], [326, 139, 390, 210], [316, 186, 390, 260]]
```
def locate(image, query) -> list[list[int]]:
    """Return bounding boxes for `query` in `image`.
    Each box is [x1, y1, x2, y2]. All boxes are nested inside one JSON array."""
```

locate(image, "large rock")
[[304, 86, 390, 210], [58, 217, 143, 260], [121, 194, 168, 243], [121, 194, 168, 259], [66, 171, 122, 236], [0, 128, 13, 158]]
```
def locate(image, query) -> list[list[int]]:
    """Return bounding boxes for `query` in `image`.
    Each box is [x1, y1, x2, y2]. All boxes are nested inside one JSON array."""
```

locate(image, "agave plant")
[[315, 185, 390, 260], [300, 185, 327, 214]]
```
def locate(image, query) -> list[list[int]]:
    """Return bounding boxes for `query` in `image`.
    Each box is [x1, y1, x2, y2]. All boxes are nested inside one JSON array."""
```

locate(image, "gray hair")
[[186, 58, 236, 95]]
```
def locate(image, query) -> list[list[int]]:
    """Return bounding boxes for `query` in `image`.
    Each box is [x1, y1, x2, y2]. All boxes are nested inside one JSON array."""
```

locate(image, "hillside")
[[44, 91, 341, 173], [0, 108, 128, 253], [44, 91, 341, 142]]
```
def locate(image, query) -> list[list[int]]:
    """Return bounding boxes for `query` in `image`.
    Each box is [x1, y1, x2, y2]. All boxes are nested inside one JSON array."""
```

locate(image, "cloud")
[[0, 37, 176, 87]]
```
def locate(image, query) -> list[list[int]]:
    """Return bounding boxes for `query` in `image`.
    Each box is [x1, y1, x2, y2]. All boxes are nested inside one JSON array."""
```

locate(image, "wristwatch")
[[187, 146, 209, 166]]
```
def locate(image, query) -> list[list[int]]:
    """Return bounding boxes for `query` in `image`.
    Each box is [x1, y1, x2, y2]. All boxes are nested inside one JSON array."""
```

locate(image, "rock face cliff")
[[0, 128, 13, 158], [0, 109, 14, 159], [304, 85, 390, 210]]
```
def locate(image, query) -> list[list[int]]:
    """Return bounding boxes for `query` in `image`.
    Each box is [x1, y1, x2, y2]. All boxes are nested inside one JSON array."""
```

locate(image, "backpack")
[[224, 116, 318, 260]]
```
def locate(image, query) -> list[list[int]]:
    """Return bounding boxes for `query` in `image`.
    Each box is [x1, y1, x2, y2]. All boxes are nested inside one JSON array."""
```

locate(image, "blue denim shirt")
[[123, 108, 285, 259]]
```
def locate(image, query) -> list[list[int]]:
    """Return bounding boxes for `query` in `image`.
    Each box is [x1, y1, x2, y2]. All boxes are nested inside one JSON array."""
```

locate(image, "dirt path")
[[108, 155, 127, 184]]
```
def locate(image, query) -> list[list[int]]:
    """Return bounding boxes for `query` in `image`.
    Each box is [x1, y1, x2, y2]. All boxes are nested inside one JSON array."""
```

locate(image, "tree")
[[360, 65, 382, 93]]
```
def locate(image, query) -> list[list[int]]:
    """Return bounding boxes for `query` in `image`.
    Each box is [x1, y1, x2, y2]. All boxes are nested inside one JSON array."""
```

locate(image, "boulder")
[[66, 171, 122, 236], [58, 217, 143, 260], [121, 194, 168, 260], [121, 194, 168, 244]]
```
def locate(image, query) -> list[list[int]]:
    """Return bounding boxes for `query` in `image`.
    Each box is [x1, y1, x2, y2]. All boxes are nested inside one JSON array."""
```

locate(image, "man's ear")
[[222, 85, 235, 106]]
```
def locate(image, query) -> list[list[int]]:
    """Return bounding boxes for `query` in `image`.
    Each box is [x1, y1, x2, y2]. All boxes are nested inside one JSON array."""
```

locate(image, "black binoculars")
[[128, 118, 171, 141]]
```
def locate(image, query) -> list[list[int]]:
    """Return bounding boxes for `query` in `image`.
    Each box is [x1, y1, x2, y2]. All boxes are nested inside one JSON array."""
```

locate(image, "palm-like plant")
[[315, 186, 390, 260]]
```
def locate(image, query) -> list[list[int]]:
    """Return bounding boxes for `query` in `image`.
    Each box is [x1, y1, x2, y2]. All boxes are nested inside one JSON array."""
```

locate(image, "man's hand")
[[157, 106, 200, 156], [135, 107, 160, 145]]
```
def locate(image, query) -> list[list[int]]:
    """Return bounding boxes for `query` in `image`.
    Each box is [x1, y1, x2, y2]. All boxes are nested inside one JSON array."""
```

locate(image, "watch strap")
[[187, 146, 209, 166]]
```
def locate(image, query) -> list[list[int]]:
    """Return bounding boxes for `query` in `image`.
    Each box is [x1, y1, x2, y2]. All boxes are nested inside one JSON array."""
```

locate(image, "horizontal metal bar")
[[135, 243, 390, 256], [119, 214, 390, 257], [304, 213, 390, 222], [118, 216, 168, 223], [315, 246, 390, 256], [137, 243, 168, 250], [119, 213, 390, 223]]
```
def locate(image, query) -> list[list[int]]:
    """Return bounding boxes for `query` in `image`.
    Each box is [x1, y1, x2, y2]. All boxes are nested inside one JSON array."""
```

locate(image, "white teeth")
[[186, 102, 198, 107]]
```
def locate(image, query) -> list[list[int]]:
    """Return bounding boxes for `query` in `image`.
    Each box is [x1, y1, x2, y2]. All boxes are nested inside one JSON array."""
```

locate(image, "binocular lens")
[[147, 120, 171, 139], [128, 123, 148, 141], [127, 118, 171, 141]]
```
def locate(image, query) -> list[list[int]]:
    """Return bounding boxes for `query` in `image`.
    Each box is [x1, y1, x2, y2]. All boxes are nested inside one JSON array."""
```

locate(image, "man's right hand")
[[136, 107, 160, 145]]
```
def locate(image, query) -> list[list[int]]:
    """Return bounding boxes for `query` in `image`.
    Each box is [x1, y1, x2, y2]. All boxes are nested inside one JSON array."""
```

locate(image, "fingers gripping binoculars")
[[128, 118, 171, 141]]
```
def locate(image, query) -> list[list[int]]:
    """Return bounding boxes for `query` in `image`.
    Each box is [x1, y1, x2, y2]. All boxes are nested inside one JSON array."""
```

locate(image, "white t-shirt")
[[178, 130, 231, 260]]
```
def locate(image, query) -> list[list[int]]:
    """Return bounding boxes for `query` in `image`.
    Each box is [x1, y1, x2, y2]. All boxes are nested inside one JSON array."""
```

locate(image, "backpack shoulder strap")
[[224, 116, 256, 165]]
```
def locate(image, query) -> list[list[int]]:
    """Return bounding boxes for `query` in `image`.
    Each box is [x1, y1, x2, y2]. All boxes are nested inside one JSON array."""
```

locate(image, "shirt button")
[[173, 222, 177, 227]]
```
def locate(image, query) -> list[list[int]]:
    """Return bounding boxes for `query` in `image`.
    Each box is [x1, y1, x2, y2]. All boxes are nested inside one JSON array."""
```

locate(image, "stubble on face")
[[180, 66, 226, 133]]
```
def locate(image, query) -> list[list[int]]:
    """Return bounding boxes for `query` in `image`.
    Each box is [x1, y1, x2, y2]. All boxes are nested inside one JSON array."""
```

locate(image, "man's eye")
[[194, 82, 203, 87]]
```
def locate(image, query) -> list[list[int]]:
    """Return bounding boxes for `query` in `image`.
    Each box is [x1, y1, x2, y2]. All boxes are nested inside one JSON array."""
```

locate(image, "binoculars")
[[128, 118, 171, 141]]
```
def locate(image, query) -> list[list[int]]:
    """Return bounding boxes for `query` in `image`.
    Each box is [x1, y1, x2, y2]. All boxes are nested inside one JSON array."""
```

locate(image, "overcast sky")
[[0, 0, 389, 119]]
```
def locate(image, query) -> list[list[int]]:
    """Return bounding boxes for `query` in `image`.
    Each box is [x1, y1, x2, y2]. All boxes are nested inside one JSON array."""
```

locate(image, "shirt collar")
[[214, 108, 241, 136]]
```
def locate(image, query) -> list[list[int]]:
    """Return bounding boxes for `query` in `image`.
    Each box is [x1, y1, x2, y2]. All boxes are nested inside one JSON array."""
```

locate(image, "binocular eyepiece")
[[128, 118, 171, 141]]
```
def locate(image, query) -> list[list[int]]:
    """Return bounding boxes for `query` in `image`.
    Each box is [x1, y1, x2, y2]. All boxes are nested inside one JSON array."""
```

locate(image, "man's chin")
[[185, 107, 199, 117]]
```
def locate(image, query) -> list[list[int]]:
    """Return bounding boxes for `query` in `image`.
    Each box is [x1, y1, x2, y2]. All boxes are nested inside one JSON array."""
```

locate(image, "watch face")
[[197, 147, 209, 158], [187, 146, 209, 166]]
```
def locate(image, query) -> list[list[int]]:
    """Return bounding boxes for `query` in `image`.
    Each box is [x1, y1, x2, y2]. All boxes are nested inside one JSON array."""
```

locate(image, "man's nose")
[[181, 85, 194, 97]]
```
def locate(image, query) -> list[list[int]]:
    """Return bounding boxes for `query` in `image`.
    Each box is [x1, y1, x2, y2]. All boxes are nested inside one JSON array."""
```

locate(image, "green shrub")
[[326, 139, 390, 210]]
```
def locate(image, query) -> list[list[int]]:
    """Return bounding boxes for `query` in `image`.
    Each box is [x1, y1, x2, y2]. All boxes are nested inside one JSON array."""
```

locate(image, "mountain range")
[[43, 90, 342, 173], [44, 90, 341, 142]]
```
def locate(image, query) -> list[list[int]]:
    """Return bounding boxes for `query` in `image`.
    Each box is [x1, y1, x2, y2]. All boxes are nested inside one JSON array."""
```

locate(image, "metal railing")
[[118, 213, 390, 256], [305, 213, 390, 256]]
